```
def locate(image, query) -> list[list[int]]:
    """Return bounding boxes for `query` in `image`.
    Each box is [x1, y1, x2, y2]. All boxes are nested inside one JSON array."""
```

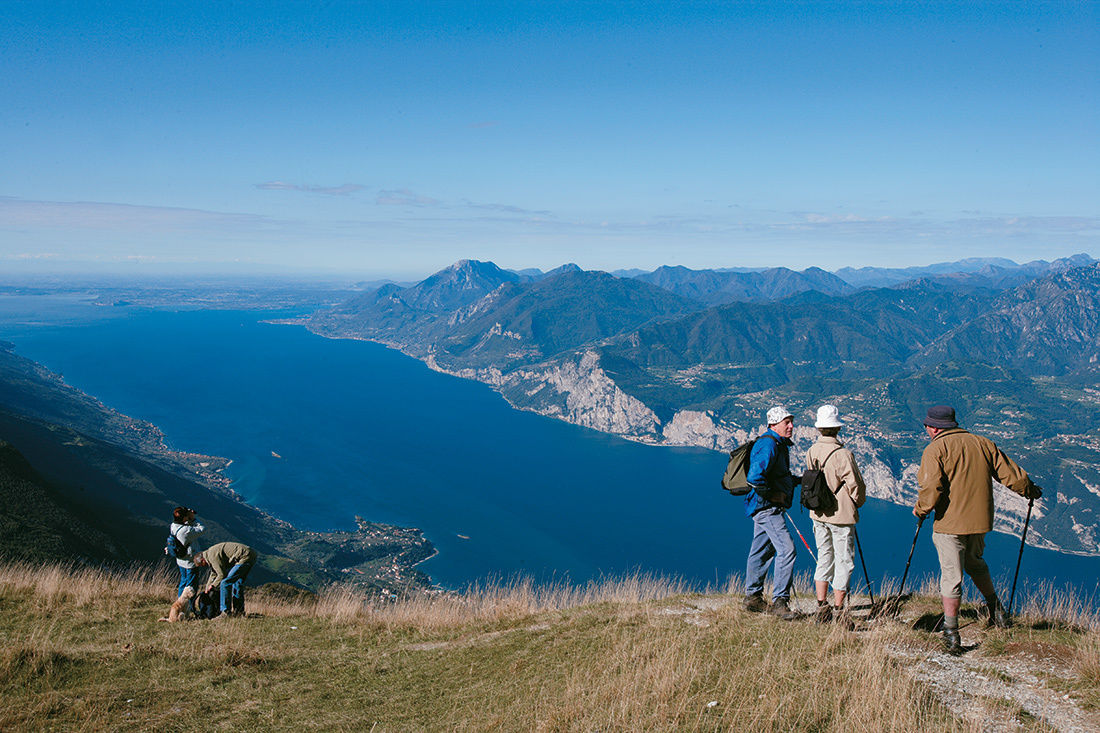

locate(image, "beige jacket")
[[916, 428, 1031, 535], [805, 436, 866, 525], [199, 541, 257, 587]]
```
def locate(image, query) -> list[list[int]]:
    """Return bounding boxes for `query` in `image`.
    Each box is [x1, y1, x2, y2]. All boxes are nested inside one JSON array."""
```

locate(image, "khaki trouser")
[[932, 532, 991, 599], [812, 520, 855, 592]]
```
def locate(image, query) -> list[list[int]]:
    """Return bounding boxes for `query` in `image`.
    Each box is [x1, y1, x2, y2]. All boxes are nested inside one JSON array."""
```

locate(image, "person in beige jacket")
[[914, 405, 1041, 653], [193, 541, 257, 618], [806, 404, 866, 623]]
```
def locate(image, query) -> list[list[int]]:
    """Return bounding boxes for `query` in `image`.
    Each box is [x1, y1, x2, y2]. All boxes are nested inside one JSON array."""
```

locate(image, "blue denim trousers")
[[745, 507, 797, 601], [177, 565, 197, 597], [219, 561, 254, 615]]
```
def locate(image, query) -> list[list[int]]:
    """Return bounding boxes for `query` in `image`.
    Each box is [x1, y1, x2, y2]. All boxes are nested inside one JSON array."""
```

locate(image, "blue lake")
[[1, 302, 1097, 604]]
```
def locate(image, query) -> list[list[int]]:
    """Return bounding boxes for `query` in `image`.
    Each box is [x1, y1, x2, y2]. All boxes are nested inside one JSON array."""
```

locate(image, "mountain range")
[[306, 254, 1100, 556]]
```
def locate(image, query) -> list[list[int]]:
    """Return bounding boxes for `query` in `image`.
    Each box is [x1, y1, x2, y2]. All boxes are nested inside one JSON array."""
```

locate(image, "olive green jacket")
[[916, 428, 1031, 535], [199, 541, 257, 587]]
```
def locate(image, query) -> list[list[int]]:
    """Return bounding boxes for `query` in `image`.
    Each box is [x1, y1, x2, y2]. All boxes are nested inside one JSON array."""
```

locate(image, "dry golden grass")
[[1, 560, 1096, 731], [0, 560, 171, 608], [300, 572, 711, 631], [1016, 581, 1100, 631]]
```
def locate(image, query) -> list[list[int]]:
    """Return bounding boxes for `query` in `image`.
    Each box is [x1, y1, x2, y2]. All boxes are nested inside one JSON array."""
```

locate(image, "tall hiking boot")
[[770, 598, 798, 621], [986, 600, 1012, 629], [815, 602, 832, 624], [743, 593, 768, 613], [942, 627, 962, 655]]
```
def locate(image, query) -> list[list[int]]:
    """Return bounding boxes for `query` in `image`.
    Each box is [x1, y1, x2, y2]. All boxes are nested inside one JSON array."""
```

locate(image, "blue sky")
[[1, 1, 1097, 279]]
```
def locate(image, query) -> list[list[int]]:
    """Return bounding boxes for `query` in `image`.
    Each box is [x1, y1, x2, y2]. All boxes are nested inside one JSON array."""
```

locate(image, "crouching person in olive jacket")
[[194, 541, 257, 618]]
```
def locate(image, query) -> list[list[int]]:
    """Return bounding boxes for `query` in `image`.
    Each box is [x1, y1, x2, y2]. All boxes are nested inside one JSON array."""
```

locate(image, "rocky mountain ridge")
[[306, 257, 1100, 555]]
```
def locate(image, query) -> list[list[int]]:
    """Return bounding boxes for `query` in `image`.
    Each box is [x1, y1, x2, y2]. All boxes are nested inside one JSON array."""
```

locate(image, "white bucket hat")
[[815, 404, 844, 429], [766, 406, 793, 425]]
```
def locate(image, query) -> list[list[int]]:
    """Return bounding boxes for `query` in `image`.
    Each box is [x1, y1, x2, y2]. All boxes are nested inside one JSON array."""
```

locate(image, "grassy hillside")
[[2, 562, 1097, 731]]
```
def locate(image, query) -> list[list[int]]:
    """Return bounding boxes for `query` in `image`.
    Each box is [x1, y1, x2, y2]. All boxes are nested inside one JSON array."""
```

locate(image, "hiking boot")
[[833, 606, 855, 631], [770, 598, 798, 621], [986, 600, 1012, 629], [743, 593, 768, 613], [942, 628, 962, 654], [815, 602, 832, 624]]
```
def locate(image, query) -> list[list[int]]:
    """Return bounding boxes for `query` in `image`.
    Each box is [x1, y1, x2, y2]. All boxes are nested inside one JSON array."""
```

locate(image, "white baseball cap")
[[766, 406, 793, 425], [815, 404, 844, 429]]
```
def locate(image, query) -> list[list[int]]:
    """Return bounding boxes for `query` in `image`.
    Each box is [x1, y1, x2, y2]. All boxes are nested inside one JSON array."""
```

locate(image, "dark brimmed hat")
[[923, 405, 958, 429]]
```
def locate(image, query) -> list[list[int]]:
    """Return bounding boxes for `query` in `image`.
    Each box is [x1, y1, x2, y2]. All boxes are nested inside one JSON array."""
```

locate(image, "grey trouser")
[[932, 532, 991, 599]]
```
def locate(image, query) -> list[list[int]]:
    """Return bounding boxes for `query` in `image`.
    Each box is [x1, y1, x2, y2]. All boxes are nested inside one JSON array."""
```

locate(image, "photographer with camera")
[[168, 506, 205, 611]]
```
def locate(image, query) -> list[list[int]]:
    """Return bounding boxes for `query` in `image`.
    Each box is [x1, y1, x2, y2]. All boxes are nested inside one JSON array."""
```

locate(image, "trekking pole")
[[784, 512, 816, 563], [898, 515, 925, 600], [852, 526, 874, 605], [1008, 495, 1035, 615]]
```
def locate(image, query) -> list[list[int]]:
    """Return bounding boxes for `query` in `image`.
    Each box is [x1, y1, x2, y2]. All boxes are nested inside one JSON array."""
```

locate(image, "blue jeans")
[[745, 507, 797, 602], [220, 561, 254, 615], [177, 565, 198, 611]]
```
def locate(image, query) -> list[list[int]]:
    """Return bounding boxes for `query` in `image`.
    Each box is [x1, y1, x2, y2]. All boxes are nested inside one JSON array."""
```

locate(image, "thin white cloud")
[[0, 251, 64, 260], [0, 198, 267, 231], [375, 189, 443, 207], [255, 181, 366, 196], [950, 215, 1100, 234], [462, 200, 553, 216], [766, 211, 1100, 241], [802, 212, 891, 225]]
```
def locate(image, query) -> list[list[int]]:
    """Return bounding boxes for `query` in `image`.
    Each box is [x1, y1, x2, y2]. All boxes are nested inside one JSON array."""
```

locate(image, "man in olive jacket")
[[193, 541, 257, 618], [913, 405, 1041, 653]]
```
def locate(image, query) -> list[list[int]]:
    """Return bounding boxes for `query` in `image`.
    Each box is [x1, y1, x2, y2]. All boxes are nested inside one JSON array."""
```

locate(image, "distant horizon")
[[0, 250, 1094, 287]]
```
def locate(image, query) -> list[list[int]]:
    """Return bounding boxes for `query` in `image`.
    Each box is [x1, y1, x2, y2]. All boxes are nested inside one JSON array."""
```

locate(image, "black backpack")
[[721, 434, 777, 496], [164, 528, 188, 560], [194, 587, 220, 619], [800, 447, 842, 514]]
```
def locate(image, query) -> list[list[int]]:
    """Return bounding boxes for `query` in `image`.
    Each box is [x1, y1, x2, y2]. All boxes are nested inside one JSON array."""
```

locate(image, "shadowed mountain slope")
[[436, 269, 700, 367], [309, 262, 701, 365], [600, 280, 999, 374], [914, 263, 1100, 376], [396, 259, 521, 312], [0, 438, 128, 563], [633, 265, 854, 305], [835, 253, 1095, 289]]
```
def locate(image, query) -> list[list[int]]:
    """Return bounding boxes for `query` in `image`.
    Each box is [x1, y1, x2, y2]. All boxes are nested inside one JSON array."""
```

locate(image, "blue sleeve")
[[746, 437, 776, 487]]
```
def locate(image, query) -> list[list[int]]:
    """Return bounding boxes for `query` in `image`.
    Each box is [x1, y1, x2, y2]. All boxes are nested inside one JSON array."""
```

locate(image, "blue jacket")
[[744, 429, 797, 517]]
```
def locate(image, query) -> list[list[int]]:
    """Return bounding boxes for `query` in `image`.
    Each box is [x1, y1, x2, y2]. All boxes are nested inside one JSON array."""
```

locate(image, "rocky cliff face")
[[431, 350, 663, 438], [662, 410, 745, 450]]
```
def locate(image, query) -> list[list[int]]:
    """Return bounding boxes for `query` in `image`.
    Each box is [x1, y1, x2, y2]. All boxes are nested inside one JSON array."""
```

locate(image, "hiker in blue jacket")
[[742, 406, 800, 620]]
